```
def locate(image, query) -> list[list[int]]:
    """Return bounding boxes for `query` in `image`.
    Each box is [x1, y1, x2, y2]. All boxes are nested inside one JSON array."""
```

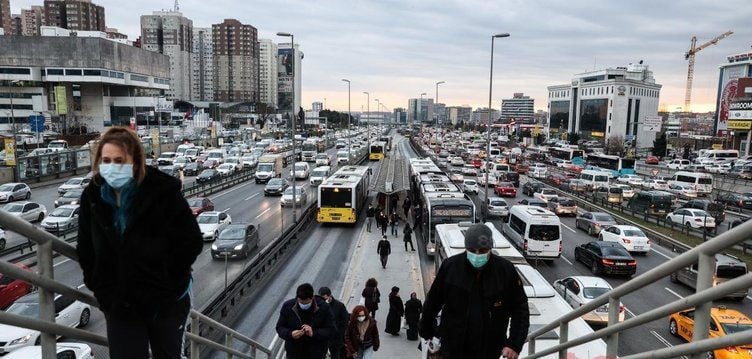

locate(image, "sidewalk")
[[340, 216, 424, 358]]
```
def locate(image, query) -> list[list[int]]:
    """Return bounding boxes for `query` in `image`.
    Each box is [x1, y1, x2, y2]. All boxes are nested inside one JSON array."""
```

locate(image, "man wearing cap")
[[419, 223, 529, 359]]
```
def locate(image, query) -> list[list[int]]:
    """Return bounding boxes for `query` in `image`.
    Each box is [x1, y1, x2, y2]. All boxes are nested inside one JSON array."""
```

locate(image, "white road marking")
[[222, 208, 231, 213], [255, 208, 272, 219], [561, 255, 573, 266], [213, 182, 251, 199], [650, 248, 673, 260], [624, 306, 636, 318], [244, 193, 259, 201], [53, 258, 71, 267], [665, 287, 684, 299], [561, 223, 577, 233], [651, 331, 688, 359], [77, 283, 86, 289]]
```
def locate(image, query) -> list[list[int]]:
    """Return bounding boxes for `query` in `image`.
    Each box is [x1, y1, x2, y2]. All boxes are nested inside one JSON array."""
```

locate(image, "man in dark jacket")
[[276, 283, 335, 359], [318, 287, 348, 359], [366, 205, 375, 232], [377, 235, 391, 269], [419, 223, 529, 359]]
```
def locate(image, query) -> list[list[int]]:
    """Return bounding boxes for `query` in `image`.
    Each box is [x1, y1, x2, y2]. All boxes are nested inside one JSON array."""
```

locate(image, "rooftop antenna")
[[174, 0, 179, 11]]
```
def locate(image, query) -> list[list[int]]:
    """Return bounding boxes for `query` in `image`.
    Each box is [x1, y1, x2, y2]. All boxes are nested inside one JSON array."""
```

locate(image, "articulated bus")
[[369, 141, 386, 161], [585, 153, 636, 177], [434, 222, 608, 358], [378, 136, 392, 151], [316, 165, 371, 224], [421, 192, 476, 256], [548, 146, 585, 162]]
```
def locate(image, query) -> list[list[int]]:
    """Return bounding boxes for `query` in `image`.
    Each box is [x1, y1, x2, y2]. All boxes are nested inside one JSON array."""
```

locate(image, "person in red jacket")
[[344, 305, 380, 359]]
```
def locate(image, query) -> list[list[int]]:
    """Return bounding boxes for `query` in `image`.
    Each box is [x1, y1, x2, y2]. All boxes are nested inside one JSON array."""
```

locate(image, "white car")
[[0, 183, 31, 203], [241, 156, 258, 169], [461, 165, 478, 177], [666, 208, 715, 229], [216, 163, 236, 176], [486, 197, 509, 218], [556, 160, 572, 168], [616, 174, 643, 187], [448, 170, 464, 183], [315, 153, 331, 166], [4, 343, 93, 359], [157, 151, 178, 166], [667, 183, 697, 198], [463, 179, 479, 194], [292, 162, 311, 180], [57, 177, 91, 195], [553, 276, 625, 325], [450, 157, 464, 166], [530, 162, 548, 178], [599, 225, 651, 253], [281, 187, 307, 207], [41, 205, 79, 233], [2, 201, 46, 222], [704, 163, 731, 174], [197, 211, 232, 241], [666, 159, 690, 170], [533, 188, 558, 203], [612, 184, 635, 199], [644, 179, 669, 191], [224, 157, 244, 171], [172, 156, 192, 170], [0, 293, 91, 354]]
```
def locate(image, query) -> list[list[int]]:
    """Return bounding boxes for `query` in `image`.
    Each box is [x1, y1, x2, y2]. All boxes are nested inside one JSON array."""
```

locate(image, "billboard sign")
[[54, 86, 67, 115], [727, 120, 751, 130], [4, 139, 15, 166], [729, 99, 752, 120], [717, 64, 746, 131], [278, 48, 294, 112], [642, 116, 662, 132]]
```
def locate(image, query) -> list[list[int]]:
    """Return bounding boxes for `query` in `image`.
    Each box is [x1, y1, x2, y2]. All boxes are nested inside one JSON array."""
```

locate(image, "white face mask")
[[357, 315, 366, 322]]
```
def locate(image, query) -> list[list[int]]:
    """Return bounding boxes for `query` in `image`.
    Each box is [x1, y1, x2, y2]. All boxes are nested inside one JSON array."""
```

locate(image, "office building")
[[501, 93, 534, 122], [10, 14, 21, 35], [105, 27, 127, 40], [472, 107, 499, 124], [446, 106, 472, 126], [277, 42, 302, 113], [213, 19, 258, 102], [0, 0, 10, 35], [191, 27, 213, 101], [141, 10, 193, 101], [433, 103, 446, 126], [312, 101, 323, 112], [394, 107, 407, 125], [546, 63, 662, 149], [44, 0, 105, 31], [20, 6, 45, 36], [258, 38, 278, 108], [715, 51, 752, 154], [407, 98, 433, 124]]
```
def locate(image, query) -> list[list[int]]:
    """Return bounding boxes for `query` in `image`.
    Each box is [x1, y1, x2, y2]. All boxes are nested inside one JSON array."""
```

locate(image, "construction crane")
[[684, 30, 733, 112]]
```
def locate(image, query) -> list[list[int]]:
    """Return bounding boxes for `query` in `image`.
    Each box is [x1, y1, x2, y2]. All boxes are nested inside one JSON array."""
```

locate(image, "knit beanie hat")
[[464, 223, 493, 250]]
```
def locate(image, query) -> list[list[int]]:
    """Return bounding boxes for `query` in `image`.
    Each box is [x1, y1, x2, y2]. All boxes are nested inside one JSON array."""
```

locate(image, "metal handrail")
[[523, 211, 752, 359], [0, 205, 274, 358]]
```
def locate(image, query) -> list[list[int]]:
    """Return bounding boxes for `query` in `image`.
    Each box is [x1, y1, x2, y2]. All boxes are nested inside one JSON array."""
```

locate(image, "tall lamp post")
[[363, 91, 369, 141], [435, 81, 445, 126], [341, 79, 351, 151], [6, 80, 21, 181], [419, 92, 426, 124], [484, 33, 510, 221], [277, 31, 298, 222]]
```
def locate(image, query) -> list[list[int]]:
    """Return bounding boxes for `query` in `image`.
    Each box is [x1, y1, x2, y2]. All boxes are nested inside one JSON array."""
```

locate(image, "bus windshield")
[[320, 187, 352, 207]]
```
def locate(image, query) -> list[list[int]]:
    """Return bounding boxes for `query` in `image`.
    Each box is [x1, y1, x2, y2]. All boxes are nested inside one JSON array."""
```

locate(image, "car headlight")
[[54, 200, 59, 206], [234, 244, 244, 250], [9, 333, 32, 345], [211, 244, 218, 250]]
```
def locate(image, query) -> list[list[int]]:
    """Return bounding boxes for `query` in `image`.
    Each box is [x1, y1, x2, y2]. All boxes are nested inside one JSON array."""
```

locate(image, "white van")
[[502, 205, 562, 260], [529, 163, 548, 179], [579, 170, 611, 190], [668, 171, 713, 195], [695, 149, 739, 165], [667, 159, 691, 170], [205, 149, 226, 163], [310, 166, 331, 186], [292, 162, 311, 180]]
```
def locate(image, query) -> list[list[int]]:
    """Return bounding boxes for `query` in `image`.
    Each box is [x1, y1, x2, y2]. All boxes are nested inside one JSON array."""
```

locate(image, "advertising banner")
[[717, 64, 746, 132], [54, 86, 67, 115], [729, 99, 752, 120], [278, 48, 294, 112], [4, 138, 15, 166], [642, 116, 662, 132], [727, 120, 751, 130]]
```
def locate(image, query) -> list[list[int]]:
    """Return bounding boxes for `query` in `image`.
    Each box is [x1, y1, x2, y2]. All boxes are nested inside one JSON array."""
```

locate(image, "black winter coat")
[[276, 297, 335, 359], [77, 167, 202, 318], [404, 298, 422, 325], [377, 240, 391, 256], [384, 294, 404, 334], [320, 296, 349, 346], [419, 253, 530, 359], [362, 286, 380, 314]]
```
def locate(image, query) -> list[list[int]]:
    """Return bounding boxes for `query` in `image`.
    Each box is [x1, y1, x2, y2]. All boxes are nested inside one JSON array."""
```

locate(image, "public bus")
[[421, 193, 476, 256], [585, 153, 636, 177], [378, 136, 392, 151], [316, 165, 371, 224], [369, 141, 386, 161], [434, 222, 607, 358], [548, 147, 584, 162]]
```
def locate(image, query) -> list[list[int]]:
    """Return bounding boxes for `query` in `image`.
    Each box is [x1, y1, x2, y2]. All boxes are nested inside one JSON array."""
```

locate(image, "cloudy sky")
[[11, 0, 752, 113]]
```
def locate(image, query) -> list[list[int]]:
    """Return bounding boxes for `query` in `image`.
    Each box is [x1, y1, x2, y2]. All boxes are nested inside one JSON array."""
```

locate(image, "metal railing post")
[[689, 252, 714, 359], [558, 321, 568, 359], [37, 240, 56, 358], [606, 296, 620, 358], [226, 333, 234, 359], [528, 337, 536, 356], [191, 314, 200, 359]]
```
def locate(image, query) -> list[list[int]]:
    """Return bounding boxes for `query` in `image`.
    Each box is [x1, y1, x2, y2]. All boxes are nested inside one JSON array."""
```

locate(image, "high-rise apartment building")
[[213, 19, 259, 102], [501, 93, 534, 122], [106, 27, 127, 40], [277, 42, 302, 113], [44, 0, 106, 31], [20, 6, 45, 36], [141, 10, 193, 100], [446, 106, 472, 125], [10, 14, 21, 35], [0, 0, 11, 35], [407, 98, 434, 124], [190, 27, 213, 101], [258, 38, 278, 108], [394, 108, 407, 125], [472, 108, 500, 124]]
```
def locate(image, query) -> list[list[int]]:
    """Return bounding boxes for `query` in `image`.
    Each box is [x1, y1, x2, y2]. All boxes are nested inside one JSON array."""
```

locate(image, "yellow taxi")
[[669, 307, 752, 358]]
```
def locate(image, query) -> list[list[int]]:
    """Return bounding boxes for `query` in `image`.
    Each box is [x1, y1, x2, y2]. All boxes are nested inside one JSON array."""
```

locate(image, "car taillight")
[[619, 305, 625, 313], [695, 218, 702, 222], [628, 261, 637, 266], [725, 346, 738, 353], [559, 242, 562, 252], [602, 259, 615, 265], [622, 238, 631, 244], [646, 240, 651, 244], [738, 200, 743, 206]]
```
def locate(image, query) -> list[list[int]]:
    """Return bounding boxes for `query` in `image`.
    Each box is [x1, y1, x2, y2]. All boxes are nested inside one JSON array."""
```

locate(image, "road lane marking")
[[651, 331, 688, 359], [77, 283, 86, 289], [222, 208, 231, 213], [53, 258, 71, 267], [624, 307, 636, 318], [244, 193, 259, 201], [561, 223, 577, 233], [561, 255, 573, 266], [213, 182, 251, 199], [255, 208, 271, 219], [651, 248, 673, 260], [665, 287, 684, 299]]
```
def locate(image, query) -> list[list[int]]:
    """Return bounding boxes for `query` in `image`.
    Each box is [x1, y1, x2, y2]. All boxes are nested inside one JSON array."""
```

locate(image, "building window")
[[0, 68, 31, 75], [130, 74, 148, 82], [83, 69, 101, 76], [65, 69, 82, 76], [579, 99, 608, 134]]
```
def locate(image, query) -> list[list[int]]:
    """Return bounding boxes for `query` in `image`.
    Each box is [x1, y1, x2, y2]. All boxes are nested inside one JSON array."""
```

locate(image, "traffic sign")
[[651, 169, 659, 177], [28, 115, 45, 133]]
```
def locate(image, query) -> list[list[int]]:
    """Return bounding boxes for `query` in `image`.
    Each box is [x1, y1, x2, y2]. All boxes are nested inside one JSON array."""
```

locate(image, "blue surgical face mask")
[[466, 251, 489, 269], [298, 302, 312, 310], [99, 163, 134, 189]]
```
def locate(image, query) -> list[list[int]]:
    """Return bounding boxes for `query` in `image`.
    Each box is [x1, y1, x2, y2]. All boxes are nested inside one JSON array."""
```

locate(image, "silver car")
[[57, 177, 91, 195], [41, 205, 80, 233], [575, 211, 617, 236], [486, 197, 509, 218], [0, 183, 31, 203], [2, 201, 47, 222]]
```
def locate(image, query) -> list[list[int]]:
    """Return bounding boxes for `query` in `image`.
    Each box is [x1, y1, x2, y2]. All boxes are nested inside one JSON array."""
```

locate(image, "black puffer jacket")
[[77, 167, 203, 317]]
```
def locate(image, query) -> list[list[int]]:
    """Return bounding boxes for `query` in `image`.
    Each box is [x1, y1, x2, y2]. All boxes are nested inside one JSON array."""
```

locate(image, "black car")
[[211, 224, 259, 259], [158, 165, 181, 179], [522, 181, 544, 196], [184, 162, 204, 176], [54, 189, 83, 208], [501, 172, 520, 187], [518, 198, 548, 208], [574, 241, 637, 277], [196, 169, 221, 184], [264, 178, 289, 196], [715, 192, 752, 210], [681, 199, 726, 223]]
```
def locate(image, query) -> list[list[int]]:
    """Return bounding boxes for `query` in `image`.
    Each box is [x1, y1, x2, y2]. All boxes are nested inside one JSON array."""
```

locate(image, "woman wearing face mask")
[[344, 305, 380, 359], [77, 127, 203, 359]]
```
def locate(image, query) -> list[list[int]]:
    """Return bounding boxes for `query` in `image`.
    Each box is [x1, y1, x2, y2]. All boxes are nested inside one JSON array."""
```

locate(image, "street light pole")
[[363, 91, 369, 142], [419, 93, 426, 124], [484, 33, 510, 221], [8, 81, 20, 181], [341, 79, 351, 152], [277, 32, 298, 222], [435, 81, 445, 127]]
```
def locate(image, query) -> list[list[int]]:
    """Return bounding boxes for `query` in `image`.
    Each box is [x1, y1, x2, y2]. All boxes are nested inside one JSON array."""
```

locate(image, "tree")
[[605, 135, 625, 156], [567, 132, 580, 146], [652, 132, 667, 157]]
